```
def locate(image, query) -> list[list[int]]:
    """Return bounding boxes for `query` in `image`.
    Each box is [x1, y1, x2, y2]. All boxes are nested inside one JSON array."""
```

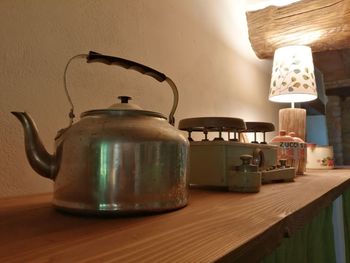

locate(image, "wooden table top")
[[1, 169, 350, 263]]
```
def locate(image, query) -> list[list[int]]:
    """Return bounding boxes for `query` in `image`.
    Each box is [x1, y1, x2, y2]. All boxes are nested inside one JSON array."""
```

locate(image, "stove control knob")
[[238, 155, 258, 172], [279, 159, 287, 168], [240, 154, 252, 164], [252, 148, 264, 168], [229, 154, 261, 193]]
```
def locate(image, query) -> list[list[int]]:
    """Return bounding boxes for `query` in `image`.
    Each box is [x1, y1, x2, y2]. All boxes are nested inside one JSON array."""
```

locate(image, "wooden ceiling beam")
[[246, 0, 350, 59]]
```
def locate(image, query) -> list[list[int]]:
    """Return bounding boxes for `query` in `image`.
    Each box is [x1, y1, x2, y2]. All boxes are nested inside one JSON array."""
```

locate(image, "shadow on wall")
[[0, 0, 277, 197]]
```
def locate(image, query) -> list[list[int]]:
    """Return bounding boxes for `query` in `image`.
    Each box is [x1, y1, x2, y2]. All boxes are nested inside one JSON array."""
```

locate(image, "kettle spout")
[[11, 112, 56, 180]]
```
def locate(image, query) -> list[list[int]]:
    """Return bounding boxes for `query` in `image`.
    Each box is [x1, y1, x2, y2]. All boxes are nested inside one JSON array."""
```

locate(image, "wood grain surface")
[[279, 108, 306, 140], [246, 0, 350, 59], [1, 169, 350, 262]]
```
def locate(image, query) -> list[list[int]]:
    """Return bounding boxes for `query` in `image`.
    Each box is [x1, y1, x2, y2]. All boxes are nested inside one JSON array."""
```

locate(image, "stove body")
[[178, 117, 295, 188], [189, 141, 280, 186]]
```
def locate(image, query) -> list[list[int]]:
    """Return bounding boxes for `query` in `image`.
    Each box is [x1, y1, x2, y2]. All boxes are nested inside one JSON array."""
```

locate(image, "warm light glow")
[[269, 45, 317, 103], [270, 30, 325, 47], [246, 0, 301, 11], [269, 93, 316, 103]]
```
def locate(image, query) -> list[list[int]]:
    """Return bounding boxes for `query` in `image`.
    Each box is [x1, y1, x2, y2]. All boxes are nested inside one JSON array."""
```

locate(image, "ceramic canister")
[[289, 132, 307, 175], [306, 144, 334, 169], [270, 130, 298, 169]]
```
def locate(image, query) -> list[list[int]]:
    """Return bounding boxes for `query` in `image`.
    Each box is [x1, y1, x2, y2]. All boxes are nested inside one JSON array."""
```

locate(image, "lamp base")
[[279, 108, 306, 140]]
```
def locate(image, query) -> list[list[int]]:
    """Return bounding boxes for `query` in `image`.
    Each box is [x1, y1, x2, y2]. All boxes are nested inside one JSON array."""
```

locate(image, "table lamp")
[[269, 45, 318, 140]]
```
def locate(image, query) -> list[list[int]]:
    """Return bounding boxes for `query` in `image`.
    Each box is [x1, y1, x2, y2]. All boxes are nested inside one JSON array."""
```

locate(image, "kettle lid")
[[80, 95, 166, 119]]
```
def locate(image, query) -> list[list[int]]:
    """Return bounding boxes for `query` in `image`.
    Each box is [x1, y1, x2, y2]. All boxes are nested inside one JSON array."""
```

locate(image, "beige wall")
[[0, 0, 280, 197]]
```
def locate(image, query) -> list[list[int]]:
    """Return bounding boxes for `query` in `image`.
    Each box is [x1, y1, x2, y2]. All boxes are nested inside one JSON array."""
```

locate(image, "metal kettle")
[[12, 51, 189, 215]]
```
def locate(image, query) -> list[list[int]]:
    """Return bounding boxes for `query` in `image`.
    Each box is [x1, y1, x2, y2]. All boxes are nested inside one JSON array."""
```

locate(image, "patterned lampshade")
[[269, 46, 318, 103]]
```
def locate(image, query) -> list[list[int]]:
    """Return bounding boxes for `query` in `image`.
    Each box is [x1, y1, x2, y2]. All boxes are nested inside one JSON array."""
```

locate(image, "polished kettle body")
[[12, 52, 189, 214]]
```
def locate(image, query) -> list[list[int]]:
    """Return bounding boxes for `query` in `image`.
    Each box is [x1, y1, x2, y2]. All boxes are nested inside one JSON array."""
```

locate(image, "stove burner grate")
[[178, 117, 275, 143]]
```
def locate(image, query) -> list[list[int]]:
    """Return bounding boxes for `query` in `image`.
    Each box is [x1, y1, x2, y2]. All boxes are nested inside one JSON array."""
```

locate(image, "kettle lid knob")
[[108, 95, 142, 110], [118, 96, 132, 104]]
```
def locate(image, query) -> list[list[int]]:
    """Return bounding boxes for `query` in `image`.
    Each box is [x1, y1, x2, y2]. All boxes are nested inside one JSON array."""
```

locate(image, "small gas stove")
[[179, 117, 295, 189]]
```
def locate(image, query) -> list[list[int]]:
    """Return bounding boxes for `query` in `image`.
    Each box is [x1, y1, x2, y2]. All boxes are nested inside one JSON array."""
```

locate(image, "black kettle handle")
[[86, 51, 177, 125], [87, 51, 167, 82], [63, 52, 178, 126]]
